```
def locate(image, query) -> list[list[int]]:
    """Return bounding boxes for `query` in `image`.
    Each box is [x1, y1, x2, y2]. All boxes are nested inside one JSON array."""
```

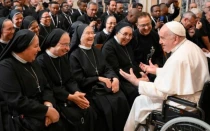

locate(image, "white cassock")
[[124, 39, 210, 131]]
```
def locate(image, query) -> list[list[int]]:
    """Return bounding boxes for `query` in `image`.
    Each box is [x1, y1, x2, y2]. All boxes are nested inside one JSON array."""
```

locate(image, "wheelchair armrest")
[[167, 96, 197, 108]]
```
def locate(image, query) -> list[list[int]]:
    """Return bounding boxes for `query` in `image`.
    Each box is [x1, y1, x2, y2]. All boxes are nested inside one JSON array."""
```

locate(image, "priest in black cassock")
[[37, 28, 96, 131], [0, 30, 65, 131], [0, 17, 14, 54], [69, 24, 130, 131], [94, 15, 116, 45], [132, 12, 164, 68], [102, 22, 140, 107]]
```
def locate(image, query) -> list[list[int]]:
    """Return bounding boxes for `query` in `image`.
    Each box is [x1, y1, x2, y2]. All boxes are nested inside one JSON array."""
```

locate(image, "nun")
[[36, 28, 96, 131], [0, 29, 65, 131], [8, 9, 23, 33], [94, 15, 116, 45], [0, 17, 15, 54], [38, 10, 55, 42], [69, 24, 130, 131], [102, 22, 141, 107], [21, 16, 45, 46]]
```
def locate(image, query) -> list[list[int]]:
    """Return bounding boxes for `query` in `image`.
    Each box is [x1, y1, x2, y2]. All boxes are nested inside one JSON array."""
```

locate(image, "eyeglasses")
[[119, 31, 132, 39], [60, 43, 70, 47], [106, 22, 117, 26], [138, 23, 151, 28], [3, 27, 15, 32], [84, 31, 95, 35]]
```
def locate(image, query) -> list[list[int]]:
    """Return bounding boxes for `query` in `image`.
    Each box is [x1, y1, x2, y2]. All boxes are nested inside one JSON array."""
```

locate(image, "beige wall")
[[72, 0, 182, 21]]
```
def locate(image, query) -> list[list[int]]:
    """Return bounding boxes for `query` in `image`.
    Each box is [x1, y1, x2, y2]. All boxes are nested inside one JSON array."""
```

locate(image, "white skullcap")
[[165, 21, 186, 36]]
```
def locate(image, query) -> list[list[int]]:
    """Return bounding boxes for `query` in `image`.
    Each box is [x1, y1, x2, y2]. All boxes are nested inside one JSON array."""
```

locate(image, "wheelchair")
[[135, 81, 210, 131]]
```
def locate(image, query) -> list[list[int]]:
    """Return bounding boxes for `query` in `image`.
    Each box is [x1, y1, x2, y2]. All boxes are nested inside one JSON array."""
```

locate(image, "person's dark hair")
[[159, 3, 167, 9], [49, 1, 59, 5], [106, 0, 116, 6], [181, 11, 197, 19], [132, 3, 143, 8], [77, 0, 88, 6], [116, 0, 122, 4], [150, 4, 159, 12], [60, 2, 67, 8], [137, 12, 151, 20], [87, 1, 97, 8]]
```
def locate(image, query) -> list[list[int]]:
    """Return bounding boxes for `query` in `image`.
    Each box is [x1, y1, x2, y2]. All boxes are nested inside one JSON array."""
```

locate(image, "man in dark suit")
[[77, 1, 98, 31], [71, 0, 87, 23], [0, 0, 11, 17], [67, 0, 77, 16], [48, 1, 64, 28], [59, 2, 72, 31]]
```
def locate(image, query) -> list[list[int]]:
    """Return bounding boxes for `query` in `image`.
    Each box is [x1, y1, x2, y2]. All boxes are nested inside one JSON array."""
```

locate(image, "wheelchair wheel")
[[160, 117, 210, 131]]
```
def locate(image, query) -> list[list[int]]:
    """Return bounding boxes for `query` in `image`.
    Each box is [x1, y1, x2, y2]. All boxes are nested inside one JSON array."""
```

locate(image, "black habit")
[[69, 47, 130, 131], [132, 29, 164, 66], [102, 37, 140, 107], [37, 53, 96, 131], [0, 29, 64, 131]]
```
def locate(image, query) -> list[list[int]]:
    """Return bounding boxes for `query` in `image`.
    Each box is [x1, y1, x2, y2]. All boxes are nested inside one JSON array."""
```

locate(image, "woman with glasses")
[[102, 22, 141, 107], [37, 28, 96, 131], [0, 17, 15, 54], [0, 29, 65, 131], [69, 24, 130, 131], [94, 15, 116, 46], [38, 10, 55, 45]]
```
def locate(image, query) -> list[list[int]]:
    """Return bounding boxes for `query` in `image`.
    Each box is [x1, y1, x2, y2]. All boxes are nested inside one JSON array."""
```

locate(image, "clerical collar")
[[0, 39, 9, 44], [103, 28, 110, 35], [40, 23, 49, 27], [78, 9, 83, 16], [46, 49, 58, 58], [12, 52, 27, 64], [114, 36, 121, 45], [13, 24, 20, 29], [79, 44, 91, 50], [171, 38, 187, 53]]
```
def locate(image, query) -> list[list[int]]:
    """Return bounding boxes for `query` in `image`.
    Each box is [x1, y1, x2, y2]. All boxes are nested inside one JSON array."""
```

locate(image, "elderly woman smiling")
[[102, 22, 141, 107], [69, 24, 130, 131], [0, 30, 65, 131]]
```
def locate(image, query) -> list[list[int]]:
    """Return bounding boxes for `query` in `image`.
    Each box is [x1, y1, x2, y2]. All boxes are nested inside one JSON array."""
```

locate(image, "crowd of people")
[[0, 0, 209, 130]]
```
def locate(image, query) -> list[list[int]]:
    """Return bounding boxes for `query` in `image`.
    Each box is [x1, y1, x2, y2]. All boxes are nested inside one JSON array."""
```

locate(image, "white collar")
[[12, 52, 27, 63], [171, 38, 187, 53], [0, 39, 9, 44], [78, 8, 83, 16], [114, 36, 121, 45], [79, 44, 91, 50], [103, 28, 110, 35], [13, 24, 19, 29], [46, 49, 58, 58], [107, 11, 110, 15]]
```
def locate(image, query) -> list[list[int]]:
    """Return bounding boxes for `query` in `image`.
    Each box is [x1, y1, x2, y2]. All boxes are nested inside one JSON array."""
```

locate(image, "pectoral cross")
[[96, 69, 99, 75], [38, 85, 41, 92]]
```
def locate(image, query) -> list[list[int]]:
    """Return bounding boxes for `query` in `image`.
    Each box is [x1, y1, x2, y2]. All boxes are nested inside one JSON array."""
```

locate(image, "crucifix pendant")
[[38, 85, 41, 92], [60, 80, 63, 87], [96, 69, 99, 75]]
